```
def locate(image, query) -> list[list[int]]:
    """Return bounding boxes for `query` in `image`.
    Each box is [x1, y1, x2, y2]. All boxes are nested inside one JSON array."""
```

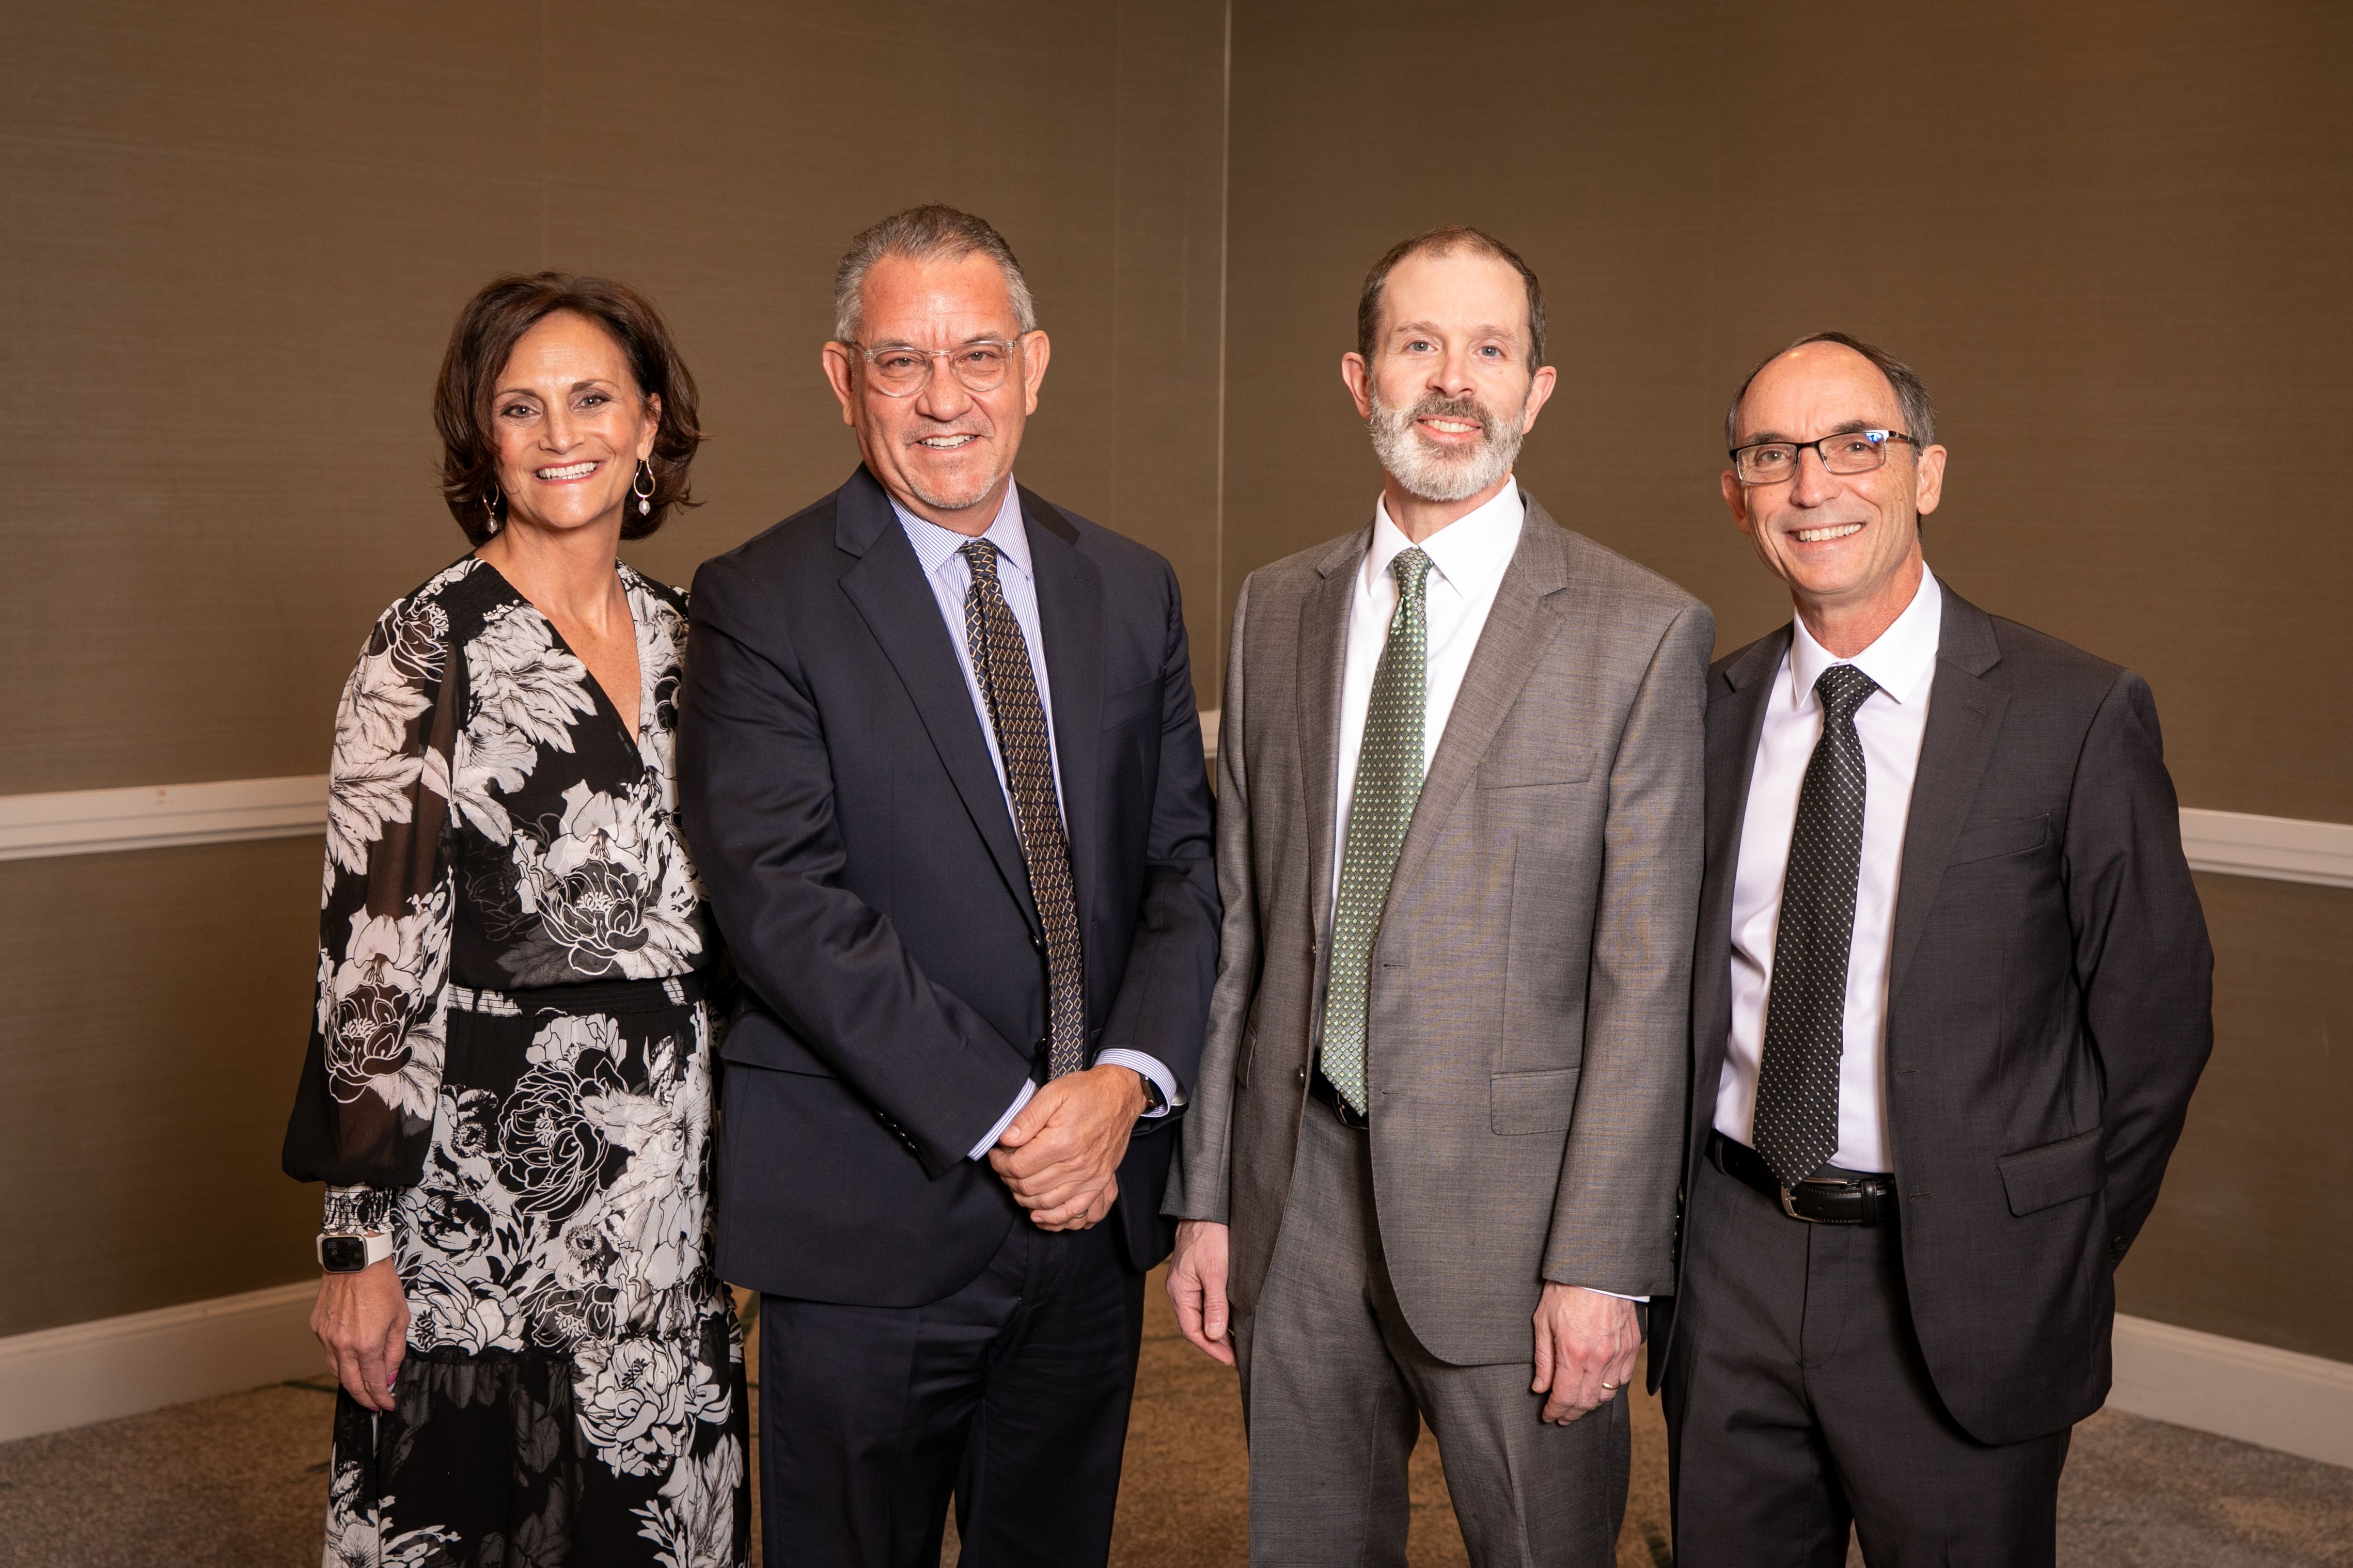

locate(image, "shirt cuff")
[[1094, 1049, 1184, 1116], [1581, 1287, 1651, 1304], [969, 1079, 1037, 1160]]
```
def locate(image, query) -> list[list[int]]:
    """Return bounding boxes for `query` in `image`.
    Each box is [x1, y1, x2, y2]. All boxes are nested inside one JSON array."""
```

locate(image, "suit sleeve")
[[2064, 670, 2214, 1261], [677, 562, 1034, 1179], [1095, 560, 1222, 1111], [1162, 574, 1258, 1223], [1543, 600, 1714, 1295]]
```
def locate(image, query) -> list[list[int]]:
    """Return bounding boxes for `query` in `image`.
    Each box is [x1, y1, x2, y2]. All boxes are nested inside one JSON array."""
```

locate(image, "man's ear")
[[821, 343, 858, 427], [1020, 329, 1052, 415], [1913, 443, 1948, 516], [1722, 470, 1755, 536], [1519, 365, 1559, 431], [1340, 352, 1374, 420]]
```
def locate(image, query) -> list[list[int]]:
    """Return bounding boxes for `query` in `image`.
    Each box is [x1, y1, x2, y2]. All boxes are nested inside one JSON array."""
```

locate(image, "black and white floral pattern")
[[285, 556, 745, 1568]]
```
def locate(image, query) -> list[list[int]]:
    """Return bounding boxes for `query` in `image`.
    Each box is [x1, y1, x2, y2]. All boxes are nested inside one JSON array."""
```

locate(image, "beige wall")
[[0, 0, 1228, 1337], [1219, 1, 2352, 1357], [6, 0, 2348, 1361]]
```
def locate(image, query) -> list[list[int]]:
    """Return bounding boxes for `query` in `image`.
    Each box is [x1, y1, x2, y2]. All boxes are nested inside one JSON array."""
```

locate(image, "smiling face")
[[1342, 247, 1556, 511], [1722, 341, 1947, 635], [490, 311, 661, 538], [821, 250, 1050, 532]]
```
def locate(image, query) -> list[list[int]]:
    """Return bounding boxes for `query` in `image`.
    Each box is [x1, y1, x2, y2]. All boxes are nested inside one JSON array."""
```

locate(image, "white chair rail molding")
[[3, 721, 2349, 1466]]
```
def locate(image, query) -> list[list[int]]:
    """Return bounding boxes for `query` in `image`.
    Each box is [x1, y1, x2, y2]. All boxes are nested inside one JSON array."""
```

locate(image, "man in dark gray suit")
[[1656, 332, 2214, 1565], [1165, 227, 1712, 1565]]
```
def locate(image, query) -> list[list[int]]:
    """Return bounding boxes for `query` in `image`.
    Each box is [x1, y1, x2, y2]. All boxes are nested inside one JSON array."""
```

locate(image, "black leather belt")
[[1307, 1065, 1369, 1130], [1711, 1132, 1895, 1226]]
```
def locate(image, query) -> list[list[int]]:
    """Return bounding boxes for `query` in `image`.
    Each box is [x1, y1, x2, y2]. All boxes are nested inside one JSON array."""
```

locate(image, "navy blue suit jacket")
[[678, 466, 1220, 1306]]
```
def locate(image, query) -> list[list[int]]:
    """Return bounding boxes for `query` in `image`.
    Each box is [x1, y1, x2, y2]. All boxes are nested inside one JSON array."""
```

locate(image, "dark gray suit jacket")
[[1652, 583, 2213, 1446], [679, 466, 1220, 1307], [1167, 497, 1712, 1365]]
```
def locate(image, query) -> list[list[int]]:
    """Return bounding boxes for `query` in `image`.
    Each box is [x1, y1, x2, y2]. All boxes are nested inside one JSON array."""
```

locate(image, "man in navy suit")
[[678, 205, 1219, 1568]]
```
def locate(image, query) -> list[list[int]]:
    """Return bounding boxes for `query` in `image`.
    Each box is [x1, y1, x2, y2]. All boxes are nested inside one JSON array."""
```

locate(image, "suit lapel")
[[1384, 499, 1573, 917], [1693, 628, 1787, 1120], [1887, 589, 2007, 1004], [835, 468, 1041, 935], [1022, 487, 1104, 939], [1298, 528, 1367, 918]]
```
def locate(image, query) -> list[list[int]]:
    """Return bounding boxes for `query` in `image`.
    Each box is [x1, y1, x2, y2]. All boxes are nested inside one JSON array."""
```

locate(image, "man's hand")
[[989, 1064, 1145, 1230], [1167, 1218, 1236, 1365], [1531, 1282, 1638, 1424], [312, 1258, 409, 1413]]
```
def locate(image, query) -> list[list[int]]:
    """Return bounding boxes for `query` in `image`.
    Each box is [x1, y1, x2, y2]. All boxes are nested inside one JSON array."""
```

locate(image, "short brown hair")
[[1356, 226, 1546, 369], [434, 273, 704, 545], [1724, 330, 1936, 452]]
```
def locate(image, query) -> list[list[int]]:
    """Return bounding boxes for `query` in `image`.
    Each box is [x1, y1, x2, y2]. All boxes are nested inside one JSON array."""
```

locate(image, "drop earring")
[[483, 487, 504, 535], [632, 460, 655, 518]]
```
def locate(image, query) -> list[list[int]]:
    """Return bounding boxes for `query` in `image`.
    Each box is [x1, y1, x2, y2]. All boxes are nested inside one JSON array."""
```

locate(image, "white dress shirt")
[[1715, 568, 1945, 1175], [1327, 482, 1525, 912], [889, 486, 1178, 1158]]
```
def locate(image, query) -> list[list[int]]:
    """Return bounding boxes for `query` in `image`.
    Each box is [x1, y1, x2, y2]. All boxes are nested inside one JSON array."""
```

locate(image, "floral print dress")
[[282, 555, 748, 1568]]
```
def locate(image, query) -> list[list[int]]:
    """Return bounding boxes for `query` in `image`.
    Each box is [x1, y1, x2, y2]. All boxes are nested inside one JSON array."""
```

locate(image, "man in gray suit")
[[1164, 227, 1712, 1565], [1655, 332, 2212, 1564]]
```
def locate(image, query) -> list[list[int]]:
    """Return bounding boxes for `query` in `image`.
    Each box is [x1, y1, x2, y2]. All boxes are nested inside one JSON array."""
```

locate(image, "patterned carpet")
[[3, 1270, 2348, 1566]]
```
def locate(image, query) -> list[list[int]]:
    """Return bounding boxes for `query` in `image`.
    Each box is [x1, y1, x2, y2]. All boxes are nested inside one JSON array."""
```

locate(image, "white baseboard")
[[0, 1280, 323, 1443], [0, 775, 328, 862], [2108, 1312, 2353, 1468]]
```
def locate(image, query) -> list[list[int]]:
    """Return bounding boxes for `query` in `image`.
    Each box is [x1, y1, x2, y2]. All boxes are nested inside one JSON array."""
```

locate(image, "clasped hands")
[[987, 1063, 1145, 1231]]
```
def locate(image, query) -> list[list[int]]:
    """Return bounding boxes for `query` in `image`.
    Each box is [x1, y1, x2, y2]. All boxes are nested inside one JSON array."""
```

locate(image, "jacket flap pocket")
[[1948, 813, 2050, 866], [1491, 1067, 1582, 1135], [1998, 1127, 2106, 1215], [1478, 746, 1593, 789], [716, 1018, 837, 1078]]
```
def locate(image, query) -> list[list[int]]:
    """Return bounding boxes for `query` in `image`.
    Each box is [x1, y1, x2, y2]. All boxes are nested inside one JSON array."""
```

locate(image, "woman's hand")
[[312, 1259, 409, 1412]]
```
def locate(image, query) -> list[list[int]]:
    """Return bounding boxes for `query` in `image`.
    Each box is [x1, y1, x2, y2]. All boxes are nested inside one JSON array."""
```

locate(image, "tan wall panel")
[[1223, 1, 2352, 1355], [0, 840, 323, 1337], [1, 0, 1228, 797], [2117, 875, 2353, 1363], [0, 0, 1226, 1334], [1221, 0, 2352, 821]]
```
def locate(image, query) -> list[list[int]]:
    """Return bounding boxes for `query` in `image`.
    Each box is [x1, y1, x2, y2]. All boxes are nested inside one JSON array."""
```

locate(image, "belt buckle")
[[1778, 1177, 1856, 1224]]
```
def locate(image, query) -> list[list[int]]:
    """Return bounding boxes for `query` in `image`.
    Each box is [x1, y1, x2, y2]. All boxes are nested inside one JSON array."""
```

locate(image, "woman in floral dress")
[[282, 273, 748, 1567]]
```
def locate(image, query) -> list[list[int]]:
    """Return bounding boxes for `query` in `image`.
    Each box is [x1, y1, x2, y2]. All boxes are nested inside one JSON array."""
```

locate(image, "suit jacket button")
[[1297, 1065, 1307, 1085]]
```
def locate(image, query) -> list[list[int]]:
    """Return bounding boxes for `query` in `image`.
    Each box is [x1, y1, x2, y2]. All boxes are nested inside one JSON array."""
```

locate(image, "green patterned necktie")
[[1320, 547, 1433, 1116]]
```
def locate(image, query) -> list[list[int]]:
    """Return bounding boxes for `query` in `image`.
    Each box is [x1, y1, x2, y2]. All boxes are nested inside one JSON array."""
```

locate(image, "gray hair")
[[1724, 330, 1936, 452], [832, 204, 1039, 344]]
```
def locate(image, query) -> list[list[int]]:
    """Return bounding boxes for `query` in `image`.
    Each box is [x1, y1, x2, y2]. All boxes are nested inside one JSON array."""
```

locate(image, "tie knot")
[[1814, 663, 1878, 720], [961, 539, 1000, 584], [1391, 547, 1432, 603]]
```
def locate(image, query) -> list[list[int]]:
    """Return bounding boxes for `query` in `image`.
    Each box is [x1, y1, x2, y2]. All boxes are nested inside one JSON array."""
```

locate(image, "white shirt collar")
[[1788, 566, 1944, 709], [892, 482, 1033, 584], [1364, 480, 1525, 598]]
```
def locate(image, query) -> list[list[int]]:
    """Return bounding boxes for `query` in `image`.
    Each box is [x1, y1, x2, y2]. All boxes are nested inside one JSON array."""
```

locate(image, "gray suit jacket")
[[1165, 495, 1712, 1365], [1651, 585, 2213, 1446]]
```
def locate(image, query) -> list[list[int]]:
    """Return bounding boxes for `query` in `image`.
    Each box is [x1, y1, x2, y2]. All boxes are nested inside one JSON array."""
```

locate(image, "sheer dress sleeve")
[[282, 589, 463, 1226]]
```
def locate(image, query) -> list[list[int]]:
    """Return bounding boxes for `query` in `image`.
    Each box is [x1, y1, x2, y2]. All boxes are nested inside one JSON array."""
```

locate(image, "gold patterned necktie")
[[1319, 547, 1433, 1116], [961, 540, 1087, 1081]]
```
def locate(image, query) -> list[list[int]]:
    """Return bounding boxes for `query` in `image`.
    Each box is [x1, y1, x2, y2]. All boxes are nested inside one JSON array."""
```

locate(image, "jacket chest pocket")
[[1947, 813, 2050, 866]]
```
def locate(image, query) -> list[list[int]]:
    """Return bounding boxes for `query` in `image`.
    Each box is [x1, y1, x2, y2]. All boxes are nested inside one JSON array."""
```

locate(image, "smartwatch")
[[317, 1231, 393, 1273]]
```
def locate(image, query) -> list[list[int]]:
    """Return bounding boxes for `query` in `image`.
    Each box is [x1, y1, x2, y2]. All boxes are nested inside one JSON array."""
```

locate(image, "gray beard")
[[1368, 387, 1527, 503]]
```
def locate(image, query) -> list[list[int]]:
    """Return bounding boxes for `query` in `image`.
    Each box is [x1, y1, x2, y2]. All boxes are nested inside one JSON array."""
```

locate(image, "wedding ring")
[[1599, 1381, 1620, 1392]]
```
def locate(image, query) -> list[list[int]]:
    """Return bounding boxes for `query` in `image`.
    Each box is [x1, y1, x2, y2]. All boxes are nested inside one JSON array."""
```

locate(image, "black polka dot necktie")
[[1752, 662, 1880, 1190], [962, 541, 1086, 1081], [1319, 547, 1433, 1117]]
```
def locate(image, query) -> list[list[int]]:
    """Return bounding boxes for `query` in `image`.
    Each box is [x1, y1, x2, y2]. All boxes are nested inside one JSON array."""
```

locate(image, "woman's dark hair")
[[434, 272, 704, 544]]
